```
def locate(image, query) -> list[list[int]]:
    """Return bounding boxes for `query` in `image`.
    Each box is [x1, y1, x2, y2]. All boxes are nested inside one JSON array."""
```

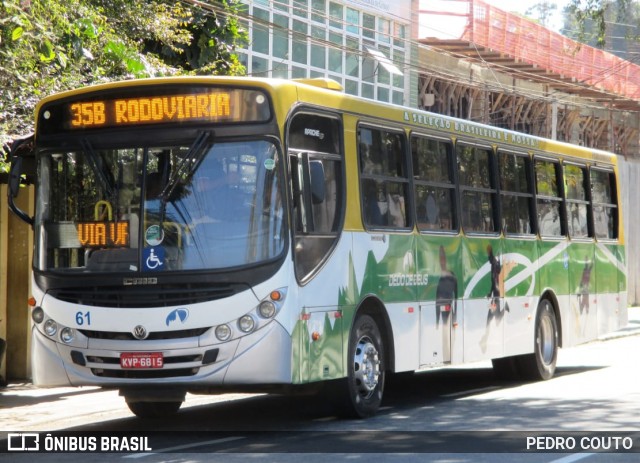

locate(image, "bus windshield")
[[35, 138, 286, 273]]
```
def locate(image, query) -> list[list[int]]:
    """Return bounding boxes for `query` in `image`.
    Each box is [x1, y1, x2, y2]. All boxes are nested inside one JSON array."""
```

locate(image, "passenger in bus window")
[[360, 143, 381, 175], [425, 193, 439, 227], [568, 204, 586, 237], [417, 192, 440, 230], [593, 205, 610, 238], [538, 202, 560, 235], [388, 191, 405, 227], [363, 180, 387, 226]]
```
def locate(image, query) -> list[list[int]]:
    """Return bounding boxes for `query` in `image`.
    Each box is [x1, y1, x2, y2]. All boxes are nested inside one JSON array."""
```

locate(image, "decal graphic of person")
[[486, 244, 501, 312], [578, 256, 593, 314], [480, 245, 517, 353], [436, 246, 458, 362], [436, 246, 458, 326]]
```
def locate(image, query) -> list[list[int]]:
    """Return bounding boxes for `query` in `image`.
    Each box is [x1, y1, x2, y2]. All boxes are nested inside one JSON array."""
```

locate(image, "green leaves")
[[38, 39, 55, 62], [566, 0, 634, 48], [1, 0, 248, 155], [11, 26, 24, 41], [104, 40, 148, 77]]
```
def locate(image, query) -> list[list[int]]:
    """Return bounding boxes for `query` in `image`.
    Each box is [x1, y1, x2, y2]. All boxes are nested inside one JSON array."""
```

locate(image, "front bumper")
[[31, 320, 292, 388]]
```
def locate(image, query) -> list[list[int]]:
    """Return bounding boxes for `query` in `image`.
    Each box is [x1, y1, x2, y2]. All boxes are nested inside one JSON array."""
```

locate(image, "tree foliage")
[[525, 1, 558, 28], [565, 0, 633, 47], [0, 0, 247, 154]]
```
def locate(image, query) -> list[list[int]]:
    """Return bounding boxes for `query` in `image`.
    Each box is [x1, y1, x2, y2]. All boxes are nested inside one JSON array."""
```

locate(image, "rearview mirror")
[[6, 134, 35, 226]]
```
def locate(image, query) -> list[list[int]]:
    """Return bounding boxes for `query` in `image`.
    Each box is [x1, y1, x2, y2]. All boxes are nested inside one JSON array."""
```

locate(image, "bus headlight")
[[238, 315, 255, 333], [60, 327, 75, 344], [32, 307, 45, 324], [215, 324, 232, 342], [258, 301, 277, 319], [44, 319, 58, 337]]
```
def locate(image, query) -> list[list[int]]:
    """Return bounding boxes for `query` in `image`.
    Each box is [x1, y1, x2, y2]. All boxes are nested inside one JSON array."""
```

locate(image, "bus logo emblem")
[[166, 308, 189, 326], [132, 325, 148, 340]]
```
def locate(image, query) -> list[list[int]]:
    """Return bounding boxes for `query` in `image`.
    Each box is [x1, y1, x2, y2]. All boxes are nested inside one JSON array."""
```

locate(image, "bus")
[[7, 76, 627, 418]]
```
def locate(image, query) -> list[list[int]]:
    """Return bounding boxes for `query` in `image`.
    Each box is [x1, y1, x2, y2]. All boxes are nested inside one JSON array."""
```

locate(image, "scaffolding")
[[419, 0, 640, 107], [418, 0, 640, 156]]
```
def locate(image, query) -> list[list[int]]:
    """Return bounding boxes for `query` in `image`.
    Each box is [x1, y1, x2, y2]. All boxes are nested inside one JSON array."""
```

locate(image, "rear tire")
[[339, 314, 386, 418], [126, 401, 182, 418], [517, 299, 558, 380]]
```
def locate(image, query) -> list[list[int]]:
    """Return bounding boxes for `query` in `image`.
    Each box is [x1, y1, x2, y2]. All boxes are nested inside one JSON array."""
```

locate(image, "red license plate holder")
[[120, 352, 164, 369]]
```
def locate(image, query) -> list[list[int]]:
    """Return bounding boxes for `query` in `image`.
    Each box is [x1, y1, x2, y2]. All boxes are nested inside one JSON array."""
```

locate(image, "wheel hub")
[[353, 337, 380, 397], [538, 315, 555, 365]]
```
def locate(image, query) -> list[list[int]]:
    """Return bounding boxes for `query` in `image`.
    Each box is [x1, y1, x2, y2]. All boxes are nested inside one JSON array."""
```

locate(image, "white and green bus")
[[8, 76, 627, 418]]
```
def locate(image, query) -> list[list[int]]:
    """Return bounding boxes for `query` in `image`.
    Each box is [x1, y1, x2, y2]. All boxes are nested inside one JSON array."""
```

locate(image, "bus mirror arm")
[[7, 134, 35, 226]]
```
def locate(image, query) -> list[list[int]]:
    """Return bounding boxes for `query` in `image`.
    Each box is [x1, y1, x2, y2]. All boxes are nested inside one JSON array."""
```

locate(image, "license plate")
[[120, 352, 164, 369]]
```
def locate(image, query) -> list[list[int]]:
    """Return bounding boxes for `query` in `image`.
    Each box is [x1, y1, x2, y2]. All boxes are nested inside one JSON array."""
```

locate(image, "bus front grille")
[[78, 327, 210, 341], [47, 282, 243, 308]]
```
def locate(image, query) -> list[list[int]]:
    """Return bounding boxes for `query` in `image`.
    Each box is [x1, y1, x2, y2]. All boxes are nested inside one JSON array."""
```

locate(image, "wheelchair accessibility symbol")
[[143, 246, 165, 271]]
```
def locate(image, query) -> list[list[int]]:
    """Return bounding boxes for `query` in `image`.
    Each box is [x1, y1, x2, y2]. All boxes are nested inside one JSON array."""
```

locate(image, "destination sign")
[[77, 221, 130, 248], [38, 86, 271, 133]]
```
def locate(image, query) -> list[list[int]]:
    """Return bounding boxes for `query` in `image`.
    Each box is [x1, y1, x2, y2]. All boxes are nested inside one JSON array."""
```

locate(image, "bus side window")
[[411, 135, 456, 232], [535, 159, 566, 237], [498, 151, 534, 235], [457, 144, 498, 234], [358, 126, 410, 229], [564, 164, 591, 238], [590, 168, 618, 240]]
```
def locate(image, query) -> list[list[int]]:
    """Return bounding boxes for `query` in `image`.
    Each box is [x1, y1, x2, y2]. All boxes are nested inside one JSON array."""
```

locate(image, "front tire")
[[491, 355, 520, 381], [126, 401, 182, 419], [517, 299, 558, 380], [341, 314, 386, 418]]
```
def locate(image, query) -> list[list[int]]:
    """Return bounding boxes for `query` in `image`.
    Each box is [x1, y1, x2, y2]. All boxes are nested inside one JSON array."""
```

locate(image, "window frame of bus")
[[455, 141, 499, 235], [287, 109, 345, 283], [590, 167, 619, 241], [563, 162, 593, 240], [534, 156, 567, 238], [497, 149, 536, 237], [410, 133, 458, 233], [36, 85, 273, 135], [357, 124, 412, 231]]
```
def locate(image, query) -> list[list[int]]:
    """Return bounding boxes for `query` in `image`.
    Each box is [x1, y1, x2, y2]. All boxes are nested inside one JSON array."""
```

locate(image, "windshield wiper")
[[157, 131, 211, 222], [160, 131, 211, 203]]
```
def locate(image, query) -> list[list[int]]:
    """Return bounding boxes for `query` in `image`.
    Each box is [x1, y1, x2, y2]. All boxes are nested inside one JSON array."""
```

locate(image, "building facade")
[[238, 0, 415, 106]]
